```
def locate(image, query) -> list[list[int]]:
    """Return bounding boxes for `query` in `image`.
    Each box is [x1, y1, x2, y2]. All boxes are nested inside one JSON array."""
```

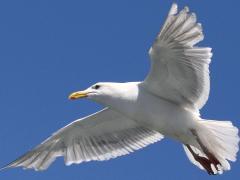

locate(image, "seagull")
[[2, 3, 239, 175]]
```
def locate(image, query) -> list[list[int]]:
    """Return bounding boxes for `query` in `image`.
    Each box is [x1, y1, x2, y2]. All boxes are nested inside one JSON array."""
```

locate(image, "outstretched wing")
[[2, 108, 163, 171], [143, 3, 212, 110]]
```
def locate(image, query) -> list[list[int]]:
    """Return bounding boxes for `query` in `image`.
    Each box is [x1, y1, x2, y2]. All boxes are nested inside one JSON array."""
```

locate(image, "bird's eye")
[[93, 85, 100, 90]]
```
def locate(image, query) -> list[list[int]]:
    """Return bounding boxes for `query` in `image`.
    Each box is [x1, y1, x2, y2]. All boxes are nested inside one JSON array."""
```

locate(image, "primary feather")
[[2, 109, 163, 171]]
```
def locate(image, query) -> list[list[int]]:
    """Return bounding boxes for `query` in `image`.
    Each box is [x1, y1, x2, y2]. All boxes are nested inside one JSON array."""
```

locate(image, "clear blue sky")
[[0, 0, 239, 179]]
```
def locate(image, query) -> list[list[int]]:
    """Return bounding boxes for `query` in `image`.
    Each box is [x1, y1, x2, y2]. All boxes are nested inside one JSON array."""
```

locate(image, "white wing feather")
[[1, 108, 163, 171], [143, 3, 212, 110]]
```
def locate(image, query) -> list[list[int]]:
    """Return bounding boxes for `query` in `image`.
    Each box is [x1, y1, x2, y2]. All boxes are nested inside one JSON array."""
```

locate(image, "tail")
[[183, 120, 239, 175]]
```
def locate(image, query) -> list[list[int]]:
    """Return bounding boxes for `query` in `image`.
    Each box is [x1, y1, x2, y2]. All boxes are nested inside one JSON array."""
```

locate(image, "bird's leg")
[[186, 129, 222, 175], [185, 144, 215, 175], [190, 129, 221, 170]]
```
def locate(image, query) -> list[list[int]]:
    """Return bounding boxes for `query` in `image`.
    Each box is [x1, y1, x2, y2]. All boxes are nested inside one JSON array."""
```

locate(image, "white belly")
[[118, 87, 199, 143], [96, 82, 200, 144]]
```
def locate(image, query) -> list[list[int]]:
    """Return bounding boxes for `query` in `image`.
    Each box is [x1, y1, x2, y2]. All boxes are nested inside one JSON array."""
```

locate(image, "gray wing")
[[143, 3, 212, 110], [2, 108, 163, 171]]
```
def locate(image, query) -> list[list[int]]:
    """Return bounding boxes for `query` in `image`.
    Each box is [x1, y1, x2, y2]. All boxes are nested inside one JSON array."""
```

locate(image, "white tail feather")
[[184, 120, 239, 174]]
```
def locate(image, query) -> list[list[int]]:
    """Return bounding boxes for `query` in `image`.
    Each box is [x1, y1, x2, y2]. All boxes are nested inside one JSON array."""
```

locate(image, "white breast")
[[103, 83, 199, 141]]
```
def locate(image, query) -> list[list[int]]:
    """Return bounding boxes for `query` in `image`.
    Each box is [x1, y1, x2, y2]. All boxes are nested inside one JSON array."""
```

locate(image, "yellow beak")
[[69, 91, 88, 100]]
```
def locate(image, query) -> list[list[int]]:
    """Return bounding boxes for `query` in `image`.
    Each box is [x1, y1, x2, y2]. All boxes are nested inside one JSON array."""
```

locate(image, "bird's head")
[[69, 82, 139, 106], [69, 82, 124, 103]]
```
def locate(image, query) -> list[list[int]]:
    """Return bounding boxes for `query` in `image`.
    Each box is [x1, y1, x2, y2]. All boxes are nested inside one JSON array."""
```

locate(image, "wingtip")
[[0, 165, 9, 172], [169, 3, 178, 16], [184, 6, 189, 13]]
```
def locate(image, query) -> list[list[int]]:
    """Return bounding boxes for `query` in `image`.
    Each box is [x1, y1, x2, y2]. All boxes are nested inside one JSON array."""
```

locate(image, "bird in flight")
[[2, 3, 239, 175]]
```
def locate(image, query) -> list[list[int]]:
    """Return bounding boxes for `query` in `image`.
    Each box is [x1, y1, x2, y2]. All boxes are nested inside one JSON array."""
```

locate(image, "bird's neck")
[[96, 82, 140, 116]]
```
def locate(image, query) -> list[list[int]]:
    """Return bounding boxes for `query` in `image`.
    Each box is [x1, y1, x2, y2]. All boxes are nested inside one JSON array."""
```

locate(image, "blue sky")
[[0, 0, 239, 179]]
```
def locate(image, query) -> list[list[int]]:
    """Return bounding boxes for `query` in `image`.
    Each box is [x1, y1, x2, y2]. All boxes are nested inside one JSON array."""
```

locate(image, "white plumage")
[[4, 108, 163, 170], [2, 3, 239, 175], [145, 4, 211, 111]]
